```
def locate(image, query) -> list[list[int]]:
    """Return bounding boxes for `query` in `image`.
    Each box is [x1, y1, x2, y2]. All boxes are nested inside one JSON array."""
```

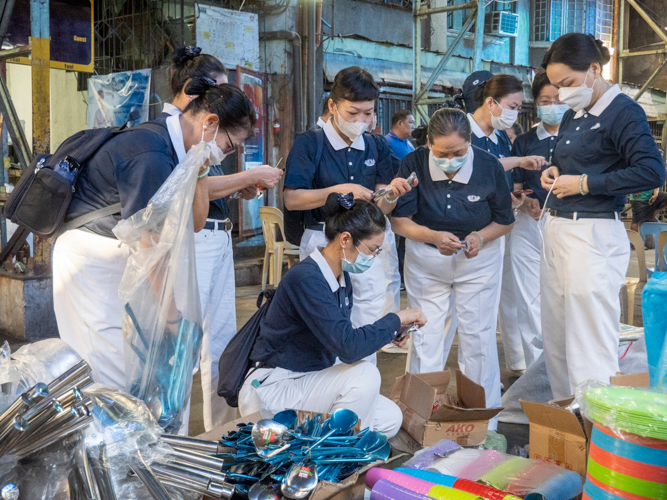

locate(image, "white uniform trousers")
[[194, 224, 238, 431], [509, 211, 544, 369], [238, 361, 402, 438], [300, 227, 387, 365], [381, 222, 402, 315], [404, 239, 503, 414], [497, 234, 525, 371], [541, 215, 629, 398], [53, 229, 129, 389]]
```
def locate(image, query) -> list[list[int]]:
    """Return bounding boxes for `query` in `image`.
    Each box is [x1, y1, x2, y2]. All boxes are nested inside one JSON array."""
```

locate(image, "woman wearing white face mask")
[[54, 79, 257, 396], [387, 109, 514, 419], [468, 74, 549, 376], [239, 194, 426, 437], [540, 33, 665, 398], [284, 67, 413, 345]]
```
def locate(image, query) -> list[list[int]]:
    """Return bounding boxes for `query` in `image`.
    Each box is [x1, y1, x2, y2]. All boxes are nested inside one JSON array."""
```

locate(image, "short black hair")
[[323, 194, 386, 245], [412, 124, 428, 146], [511, 122, 523, 136], [427, 108, 471, 143], [531, 72, 555, 101], [322, 94, 331, 115], [542, 33, 611, 72], [184, 78, 256, 135], [330, 66, 380, 104], [473, 74, 524, 106], [391, 109, 412, 127], [170, 47, 227, 96]]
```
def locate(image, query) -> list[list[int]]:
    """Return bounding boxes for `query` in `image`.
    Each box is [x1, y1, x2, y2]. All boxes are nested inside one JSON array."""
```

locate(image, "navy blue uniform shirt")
[[284, 120, 395, 227], [393, 146, 515, 239], [385, 131, 416, 160], [67, 119, 177, 238], [250, 249, 401, 373], [207, 164, 230, 220], [468, 113, 513, 189], [512, 123, 555, 208], [549, 85, 666, 213]]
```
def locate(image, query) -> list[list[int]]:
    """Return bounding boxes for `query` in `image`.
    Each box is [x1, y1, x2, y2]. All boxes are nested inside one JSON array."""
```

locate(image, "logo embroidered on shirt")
[[364, 159, 375, 167], [468, 195, 480, 202], [345, 297, 349, 307], [591, 123, 601, 130]]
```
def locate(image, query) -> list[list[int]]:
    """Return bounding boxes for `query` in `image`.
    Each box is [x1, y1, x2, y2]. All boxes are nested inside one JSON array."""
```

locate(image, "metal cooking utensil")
[[248, 481, 282, 500], [373, 171, 418, 201], [272, 409, 298, 430], [281, 462, 318, 499], [252, 419, 291, 458], [303, 409, 358, 453]]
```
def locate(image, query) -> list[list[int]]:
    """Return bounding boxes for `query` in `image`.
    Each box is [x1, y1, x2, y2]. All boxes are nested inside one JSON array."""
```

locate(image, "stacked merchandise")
[[579, 385, 667, 500]]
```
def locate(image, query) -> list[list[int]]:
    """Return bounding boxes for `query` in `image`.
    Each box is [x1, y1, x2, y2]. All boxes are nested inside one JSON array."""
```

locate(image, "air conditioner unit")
[[485, 11, 519, 37]]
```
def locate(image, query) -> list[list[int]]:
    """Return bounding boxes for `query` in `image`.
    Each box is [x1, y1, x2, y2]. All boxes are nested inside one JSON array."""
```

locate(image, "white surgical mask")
[[201, 126, 227, 165], [490, 99, 519, 130], [431, 148, 469, 174], [334, 106, 369, 142], [537, 104, 569, 126], [558, 69, 594, 112]]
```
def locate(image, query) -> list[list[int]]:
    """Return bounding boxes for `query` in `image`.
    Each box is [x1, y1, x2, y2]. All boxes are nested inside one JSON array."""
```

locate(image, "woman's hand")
[[520, 197, 542, 221], [518, 156, 548, 171], [541, 166, 560, 190], [385, 177, 417, 202], [336, 184, 374, 201], [511, 192, 526, 208], [464, 232, 481, 259], [396, 307, 427, 327], [393, 334, 410, 349], [432, 231, 465, 256], [552, 174, 585, 198], [253, 166, 284, 189], [241, 186, 259, 200]]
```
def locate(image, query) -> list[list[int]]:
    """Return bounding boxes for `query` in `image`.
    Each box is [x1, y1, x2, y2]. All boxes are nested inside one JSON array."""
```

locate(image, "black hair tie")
[[338, 193, 355, 210], [200, 76, 218, 88], [477, 79, 488, 89], [184, 46, 202, 58]]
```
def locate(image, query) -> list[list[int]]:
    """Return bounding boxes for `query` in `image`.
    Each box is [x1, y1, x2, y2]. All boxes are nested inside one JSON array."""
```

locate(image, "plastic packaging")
[[113, 139, 214, 433], [641, 272, 667, 389], [401, 439, 460, 470], [394, 468, 457, 488], [483, 430, 508, 453], [371, 479, 433, 500], [427, 449, 488, 476], [457, 450, 508, 480]]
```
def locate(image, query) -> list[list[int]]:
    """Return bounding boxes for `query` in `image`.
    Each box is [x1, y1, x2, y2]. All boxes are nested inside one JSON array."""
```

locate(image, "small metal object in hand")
[[373, 171, 418, 201], [458, 240, 471, 253], [395, 323, 419, 342]]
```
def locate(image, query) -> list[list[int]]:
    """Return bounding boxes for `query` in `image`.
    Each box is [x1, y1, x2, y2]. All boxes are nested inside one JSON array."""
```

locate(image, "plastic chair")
[[639, 222, 667, 277], [259, 206, 300, 290], [622, 230, 648, 325], [658, 231, 667, 272]]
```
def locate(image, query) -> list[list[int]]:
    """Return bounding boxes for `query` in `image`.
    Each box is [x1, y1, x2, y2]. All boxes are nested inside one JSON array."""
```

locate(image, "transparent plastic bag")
[[401, 439, 461, 470], [113, 141, 214, 433]]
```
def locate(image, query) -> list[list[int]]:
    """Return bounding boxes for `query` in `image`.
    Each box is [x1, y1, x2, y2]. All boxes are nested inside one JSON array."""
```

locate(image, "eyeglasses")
[[357, 241, 382, 258], [223, 129, 236, 155]]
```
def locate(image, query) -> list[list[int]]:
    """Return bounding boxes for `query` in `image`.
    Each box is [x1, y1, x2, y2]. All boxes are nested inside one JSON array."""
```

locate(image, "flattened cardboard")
[[610, 371, 650, 387], [391, 369, 503, 447]]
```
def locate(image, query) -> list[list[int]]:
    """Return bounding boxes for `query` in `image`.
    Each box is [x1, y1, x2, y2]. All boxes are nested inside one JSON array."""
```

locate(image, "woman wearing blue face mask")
[[506, 72, 567, 371], [388, 108, 514, 418], [540, 33, 665, 398], [238, 193, 426, 437]]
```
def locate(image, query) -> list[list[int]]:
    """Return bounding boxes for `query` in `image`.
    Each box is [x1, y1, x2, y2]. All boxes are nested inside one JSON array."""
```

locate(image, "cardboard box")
[[610, 371, 650, 387], [390, 369, 503, 447]]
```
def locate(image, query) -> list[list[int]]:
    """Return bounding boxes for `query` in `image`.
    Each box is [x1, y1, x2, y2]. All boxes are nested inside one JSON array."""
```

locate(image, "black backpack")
[[283, 129, 379, 246], [4, 122, 167, 239], [217, 289, 277, 407]]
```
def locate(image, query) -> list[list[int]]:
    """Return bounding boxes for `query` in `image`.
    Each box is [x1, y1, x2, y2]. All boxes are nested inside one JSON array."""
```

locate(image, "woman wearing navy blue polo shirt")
[[468, 74, 548, 375], [54, 79, 259, 402], [284, 67, 412, 340], [509, 72, 567, 370], [239, 194, 426, 436], [540, 34, 665, 398], [390, 108, 515, 415]]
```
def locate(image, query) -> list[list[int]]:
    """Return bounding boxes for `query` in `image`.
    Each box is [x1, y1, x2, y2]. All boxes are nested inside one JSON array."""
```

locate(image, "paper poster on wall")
[[87, 69, 151, 129], [195, 4, 259, 71]]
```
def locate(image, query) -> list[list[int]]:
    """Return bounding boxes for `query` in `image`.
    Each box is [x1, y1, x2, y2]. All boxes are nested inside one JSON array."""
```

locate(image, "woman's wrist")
[[579, 174, 589, 195], [470, 231, 484, 247]]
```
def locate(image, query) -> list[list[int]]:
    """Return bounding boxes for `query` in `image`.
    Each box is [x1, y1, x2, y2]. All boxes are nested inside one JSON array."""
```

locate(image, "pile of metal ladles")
[[159, 408, 391, 500]]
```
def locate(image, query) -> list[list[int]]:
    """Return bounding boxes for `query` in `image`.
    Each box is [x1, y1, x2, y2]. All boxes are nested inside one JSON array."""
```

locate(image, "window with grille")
[[534, 0, 549, 41], [532, 0, 612, 43], [447, 0, 454, 29]]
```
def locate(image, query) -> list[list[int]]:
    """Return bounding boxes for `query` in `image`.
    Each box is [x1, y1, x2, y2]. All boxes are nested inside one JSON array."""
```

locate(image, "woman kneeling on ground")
[[238, 193, 427, 437]]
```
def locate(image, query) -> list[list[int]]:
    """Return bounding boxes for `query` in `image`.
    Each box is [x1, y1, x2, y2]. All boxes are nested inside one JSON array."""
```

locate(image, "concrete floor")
[[187, 243, 651, 437]]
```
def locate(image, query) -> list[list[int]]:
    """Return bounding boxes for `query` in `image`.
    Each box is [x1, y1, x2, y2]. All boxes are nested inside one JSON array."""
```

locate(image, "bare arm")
[[207, 166, 283, 200], [193, 176, 209, 233], [500, 156, 548, 172], [391, 216, 441, 245], [284, 184, 374, 211]]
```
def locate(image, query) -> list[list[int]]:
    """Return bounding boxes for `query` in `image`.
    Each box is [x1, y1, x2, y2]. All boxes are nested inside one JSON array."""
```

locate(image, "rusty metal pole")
[[30, 0, 51, 276], [611, 0, 620, 83]]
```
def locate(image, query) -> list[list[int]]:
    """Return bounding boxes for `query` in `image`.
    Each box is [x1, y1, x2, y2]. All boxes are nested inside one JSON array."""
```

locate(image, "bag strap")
[[314, 128, 325, 169], [366, 132, 379, 160], [61, 203, 122, 232]]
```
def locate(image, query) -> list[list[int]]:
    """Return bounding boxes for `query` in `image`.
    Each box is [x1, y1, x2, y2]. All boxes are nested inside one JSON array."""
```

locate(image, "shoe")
[[400, 282, 406, 291], [381, 343, 409, 354]]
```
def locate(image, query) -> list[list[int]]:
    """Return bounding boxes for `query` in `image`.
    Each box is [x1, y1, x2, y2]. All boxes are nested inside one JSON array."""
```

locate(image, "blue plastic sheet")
[[641, 272, 667, 390]]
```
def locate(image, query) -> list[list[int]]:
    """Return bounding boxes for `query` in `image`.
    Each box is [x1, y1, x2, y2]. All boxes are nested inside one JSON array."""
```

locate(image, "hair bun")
[[323, 192, 354, 219], [183, 76, 218, 97], [590, 35, 611, 65], [172, 46, 203, 66]]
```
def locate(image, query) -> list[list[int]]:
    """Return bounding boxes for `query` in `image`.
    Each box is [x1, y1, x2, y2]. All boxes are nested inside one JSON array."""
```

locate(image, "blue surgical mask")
[[342, 246, 375, 274], [431, 149, 469, 174], [537, 104, 569, 126]]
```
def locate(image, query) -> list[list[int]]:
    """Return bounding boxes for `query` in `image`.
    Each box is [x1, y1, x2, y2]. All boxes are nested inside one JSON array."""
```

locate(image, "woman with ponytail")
[[54, 78, 266, 405], [238, 193, 426, 437], [540, 33, 665, 398]]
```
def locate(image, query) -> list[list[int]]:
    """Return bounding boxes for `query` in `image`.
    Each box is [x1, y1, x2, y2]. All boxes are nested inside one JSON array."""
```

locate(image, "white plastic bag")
[[113, 139, 213, 433]]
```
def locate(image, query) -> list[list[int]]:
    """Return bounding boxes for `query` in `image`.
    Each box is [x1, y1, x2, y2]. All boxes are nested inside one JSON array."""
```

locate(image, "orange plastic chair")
[[259, 206, 300, 290]]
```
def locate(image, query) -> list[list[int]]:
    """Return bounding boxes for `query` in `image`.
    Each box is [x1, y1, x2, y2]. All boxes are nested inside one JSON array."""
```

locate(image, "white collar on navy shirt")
[[317, 117, 327, 128], [166, 114, 187, 163], [574, 83, 622, 119], [536, 121, 558, 141], [468, 113, 498, 144], [428, 145, 474, 184], [310, 247, 346, 292], [163, 102, 182, 116], [323, 118, 366, 151]]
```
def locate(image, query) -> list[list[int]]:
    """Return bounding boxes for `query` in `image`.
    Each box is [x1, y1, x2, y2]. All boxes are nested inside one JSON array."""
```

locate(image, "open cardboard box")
[[197, 412, 405, 500], [520, 370, 651, 479], [390, 369, 503, 447]]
